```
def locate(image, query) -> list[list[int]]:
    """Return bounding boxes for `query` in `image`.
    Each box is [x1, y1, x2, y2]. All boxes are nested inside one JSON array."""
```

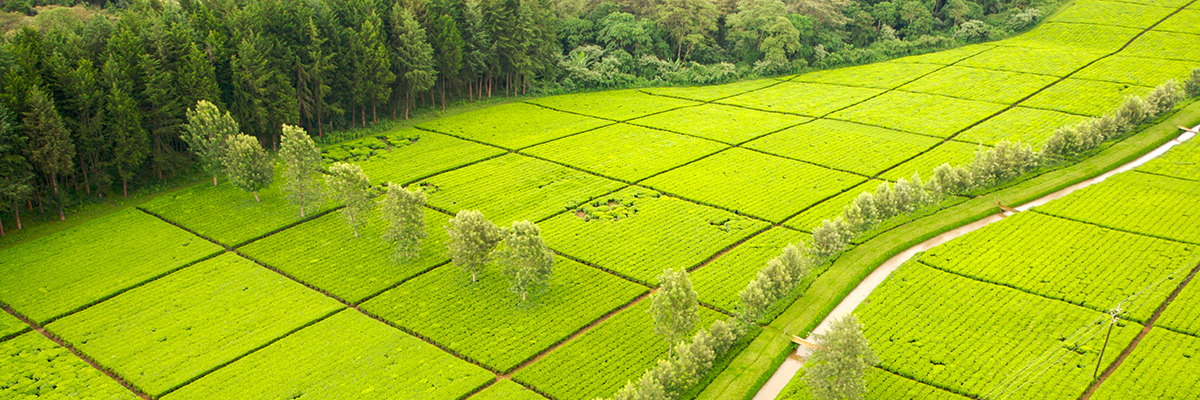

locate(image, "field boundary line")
[[636, 77, 787, 103], [874, 365, 983, 399], [137, 207, 231, 250], [0, 326, 31, 342], [231, 205, 344, 249], [1130, 169, 1200, 183], [1029, 210, 1200, 246], [352, 260, 453, 306], [522, 98, 702, 124]]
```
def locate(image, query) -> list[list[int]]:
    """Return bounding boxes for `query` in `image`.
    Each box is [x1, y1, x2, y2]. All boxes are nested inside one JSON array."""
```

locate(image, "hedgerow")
[[628, 104, 809, 144], [1041, 80, 1181, 158], [328, 128, 506, 185], [690, 228, 812, 312], [1034, 172, 1200, 245], [523, 124, 727, 182], [0, 332, 138, 400], [1090, 328, 1200, 400], [418, 102, 611, 149], [745, 120, 940, 177]]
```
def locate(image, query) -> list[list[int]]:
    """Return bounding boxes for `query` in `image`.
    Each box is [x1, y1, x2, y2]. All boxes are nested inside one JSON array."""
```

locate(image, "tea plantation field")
[[3, 0, 1200, 398]]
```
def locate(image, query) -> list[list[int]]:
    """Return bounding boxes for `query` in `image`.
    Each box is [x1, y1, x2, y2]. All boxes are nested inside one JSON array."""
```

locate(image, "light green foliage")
[[1045, 0, 1174, 28], [967, 140, 1040, 187], [957, 45, 1105, 77], [805, 314, 877, 400], [0, 312, 26, 339], [1023, 79, 1152, 116], [419, 102, 611, 149], [784, 180, 882, 231], [858, 262, 1140, 400], [513, 300, 723, 400], [719, 82, 884, 117], [1155, 9, 1200, 34], [240, 206, 450, 303], [542, 187, 768, 285], [829, 91, 1007, 138], [1035, 172, 1200, 244], [1004, 23, 1141, 52], [629, 104, 809, 144], [325, 128, 505, 184], [1074, 56, 1198, 87], [1157, 279, 1200, 336], [746, 120, 940, 176], [738, 242, 817, 321], [529, 89, 701, 121], [1090, 328, 1200, 400], [380, 184, 427, 262], [891, 44, 996, 65], [792, 62, 942, 89], [920, 212, 1198, 322], [879, 141, 978, 181], [222, 133, 275, 202], [360, 258, 645, 372], [418, 154, 624, 223], [643, 148, 866, 222], [161, 311, 493, 400], [1144, 79, 1183, 115], [1123, 31, 1200, 62], [472, 380, 548, 400], [0, 332, 138, 400], [777, 367, 971, 400], [495, 220, 555, 302], [957, 107, 1088, 147], [46, 253, 343, 396], [280, 124, 323, 217], [651, 268, 699, 357], [326, 162, 374, 237], [446, 209, 503, 283], [182, 100, 238, 185], [523, 124, 727, 182], [899, 66, 1056, 104], [641, 79, 778, 102], [0, 208, 220, 323], [691, 228, 811, 312], [1187, 68, 1200, 98], [1137, 133, 1200, 181]]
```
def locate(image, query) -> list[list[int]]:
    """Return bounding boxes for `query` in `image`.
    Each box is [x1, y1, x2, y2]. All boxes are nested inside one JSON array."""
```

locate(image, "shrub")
[[1186, 68, 1200, 98], [1145, 80, 1182, 116]]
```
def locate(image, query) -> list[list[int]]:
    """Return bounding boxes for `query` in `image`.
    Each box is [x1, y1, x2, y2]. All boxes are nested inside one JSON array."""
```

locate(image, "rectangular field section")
[[790, 61, 942, 89], [718, 82, 884, 117], [956, 106, 1088, 147], [1137, 134, 1200, 181], [528, 89, 701, 121], [689, 227, 811, 312], [957, 45, 1105, 77], [328, 128, 506, 185], [1, 331, 138, 400], [777, 368, 971, 400], [745, 119, 940, 177], [828, 91, 1007, 138], [1022, 78, 1151, 117], [898, 66, 1056, 104], [1033, 171, 1200, 245], [417, 102, 611, 149], [628, 103, 810, 144], [1091, 328, 1200, 400], [640, 78, 778, 102], [522, 123, 728, 182]]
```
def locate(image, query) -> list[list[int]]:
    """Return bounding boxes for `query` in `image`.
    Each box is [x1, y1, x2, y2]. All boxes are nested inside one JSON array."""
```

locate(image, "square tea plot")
[[161, 310, 494, 400], [792, 62, 943, 89], [641, 148, 866, 222], [641, 79, 779, 102], [0, 208, 222, 324], [783, 179, 886, 232], [1137, 134, 1200, 181], [1003, 23, 1141, 53], [1090, 328, 1200, 400], [891, 43, 995, 65], [628, 103, 810, 144], [1156, 9, 1200, 35], [745, 119, 941, 177], [1125, 31, 1200, 62], [690, 227, 811, 312], [1, 332, 139, 400], [528, 89, 701, 121], [239, 205, 453, 304], [1022, 79, 1151, 116], [1045, 0, 1175, 29], [45, 253, 344, 397], [539, 187, 771, 285], [416, 154, 625, 224], [879, 140, 981, 181], [718, 82, 885, 117], [1033, 171, 1200, 246], [898, 66, 1057, 104], [522, 123, 728, 182], [418, 102, 612, 149], [958, 45, 1105, 77], [828, 91, 1007, 138], [957, 107, 1088, 147], [359, 257, 647, 373], [1073, 56, 1198, 87], [326, 128, 507, 185]]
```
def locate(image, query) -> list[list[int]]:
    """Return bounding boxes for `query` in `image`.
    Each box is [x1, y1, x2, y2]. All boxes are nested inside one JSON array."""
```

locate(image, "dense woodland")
[[0, 0, 1055, 227]]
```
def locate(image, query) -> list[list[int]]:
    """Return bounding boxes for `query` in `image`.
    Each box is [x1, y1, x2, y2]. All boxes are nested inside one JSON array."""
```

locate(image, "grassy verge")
[[694, 100, 1200, 400]]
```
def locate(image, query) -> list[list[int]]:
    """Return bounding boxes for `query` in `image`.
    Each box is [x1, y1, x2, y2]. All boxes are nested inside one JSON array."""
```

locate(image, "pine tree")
[[0, 105, 33, 235], [279, 124, 323, 217], [326, 162, 374, 237], [229, 36, 270, 142], [495, 220, 554, 301], [650, 267, 698, 358], [358, 11, 395, 123], [805, 313, 878, 400], [23, 86, 74, 220], [107, 88, 149, 197], [60, 58, 108, 196], [381, 183, 427, 262], [390, 4, 438, 119], [182, 100, 238, 186], [178, 43, 223, 111], [223, 133, 274, 202], [446, 209, 503, 282]]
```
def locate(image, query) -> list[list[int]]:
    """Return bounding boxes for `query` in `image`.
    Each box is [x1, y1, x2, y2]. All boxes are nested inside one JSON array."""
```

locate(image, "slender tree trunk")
[[468, 80, 473, 102], [405, 92, 411, 120], [213, 174, 219, 186], [361, 107, 366, 126], [82, 168, 90, 195], [317, 110, 324, 137], [253, 190, 261, 202], [123, 178, 128, 198], [353, 225, 359, 238], [440, 79, 447, 110], [471, 270, 477, 282], [300, 203, 306, 218], [521, 292, 526, 302], [35, 190, 44, 215], [14, 205, 22, 230], [373, 102, 377, 123]]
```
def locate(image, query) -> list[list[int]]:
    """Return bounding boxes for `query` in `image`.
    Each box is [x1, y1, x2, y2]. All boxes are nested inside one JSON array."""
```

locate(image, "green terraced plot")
[[1034, 172, 1200, 245], [880, 140, 980, 181], [690, 227, 811, 312], [528, 89, 700, 121], [899, 66, 1056, 104], [957, 106, 1089, 146], [641, 79, 778, 102], [642, 148, 866, 222], [958, 45, 1105, 77], [628, 104, 810, 144], [777, 368, 971, 400], [523, 123, 728, 182], [745, 119, 940, 176], [512, 300, 723, 400], [540, 187, 769, 284], [46, 253, 344, 396], [1138, 135, 1200, 181], [1156, 9, 1200, 34], [472, 380, 548, 400], [0, 312, 27, 339], [791, 62, 942, 89], [859, 262, 1140, 400], [417, 154, 624, 224], [1045, 0, 1175, 29], [1004, 22, 1141, 53], [1156, 275, 1200, 336], [783, 180, 883, 231], [891, 44, 996, 65], [239, 205, 452, 304], [141, 178, 337, 247], [0, 208, 221, 324], [360, 258, 646, 372], [1091, 328, 1200, 400], [718, 82, 884, 117], [162, 310, 493, 400], [1, 332, 138, 400], [1023, 79, 1151, 116], [919, 212, 1199, 322], [1073, 56, 1197, 88], [1123, 31, 1200, 62], [418, 102, 611, 149], [829, 91, 1006, 138], [330, 128, 506, 185]]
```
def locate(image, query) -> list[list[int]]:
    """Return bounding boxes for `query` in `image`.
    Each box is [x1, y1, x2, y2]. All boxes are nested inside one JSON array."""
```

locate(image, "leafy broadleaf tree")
[[23, 86, 75, 220], [650, 267, 699, 358], [495, 220, 555, 302], [446, 209, 503, 283], [280, 124, 323, 217], [183, 100, 239, 186], [805, 313, 878, 400], [380, 183, 427, 261], [326, 162, 375, 238], [107, 88, 149, 198], [223, 133, 274, 202]]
